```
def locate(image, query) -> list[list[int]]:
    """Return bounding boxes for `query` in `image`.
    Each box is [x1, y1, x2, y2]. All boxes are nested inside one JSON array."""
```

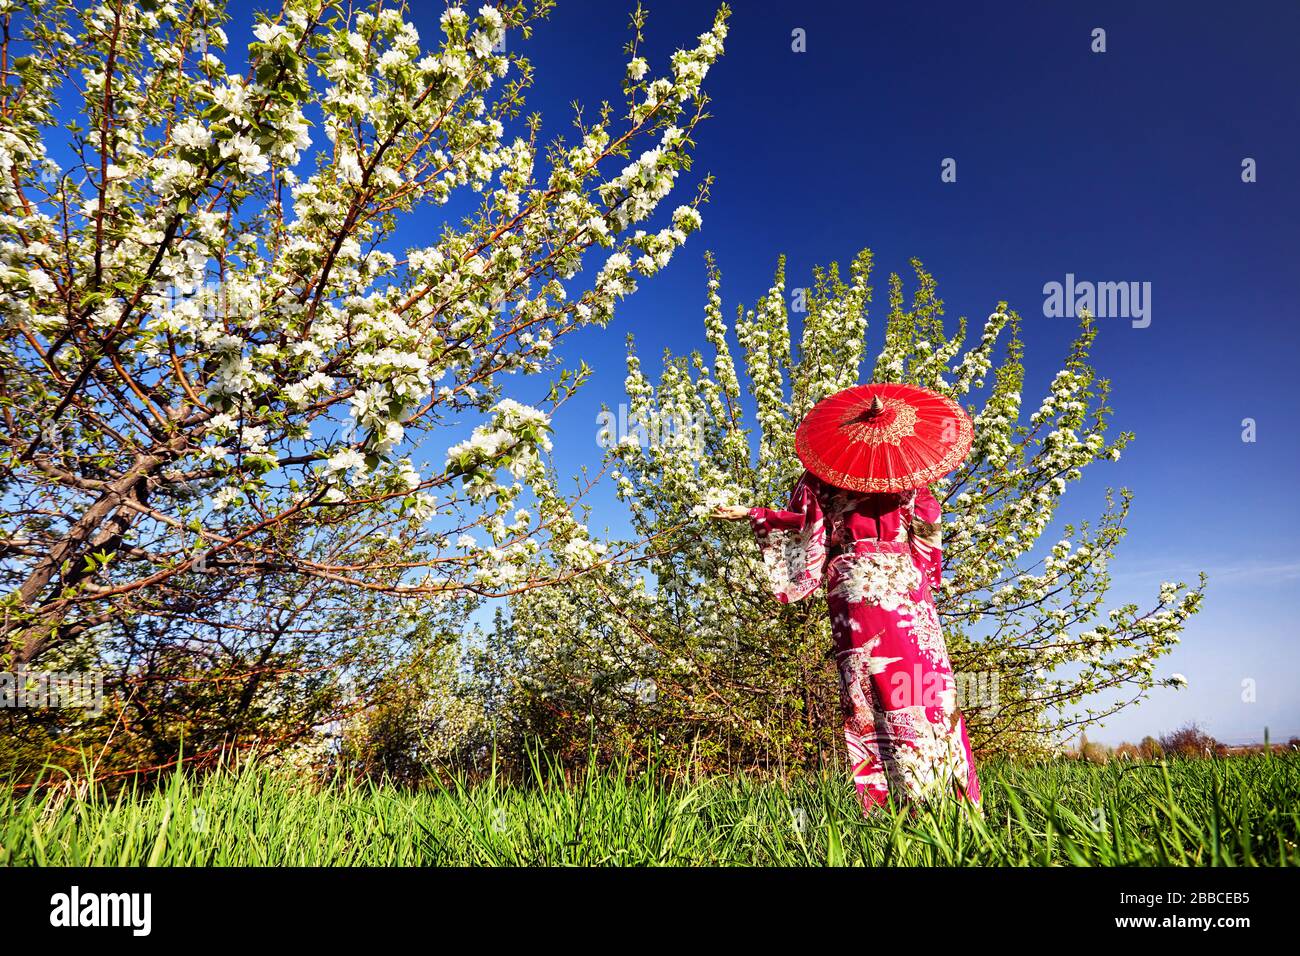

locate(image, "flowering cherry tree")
[[0, 0, 730, 674], [488, 252, 1205, 768]]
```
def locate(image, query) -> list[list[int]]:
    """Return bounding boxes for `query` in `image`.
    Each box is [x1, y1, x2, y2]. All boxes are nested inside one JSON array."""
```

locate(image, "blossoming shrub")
[[486, 251, 1205, 771]]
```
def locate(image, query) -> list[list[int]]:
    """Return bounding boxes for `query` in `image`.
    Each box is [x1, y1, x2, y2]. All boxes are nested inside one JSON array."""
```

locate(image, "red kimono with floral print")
[[748, 471, 981, 814]]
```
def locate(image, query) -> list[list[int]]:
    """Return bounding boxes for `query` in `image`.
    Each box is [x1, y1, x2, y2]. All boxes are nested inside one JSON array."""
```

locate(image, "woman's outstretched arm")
[[712, 473, 828, 603]]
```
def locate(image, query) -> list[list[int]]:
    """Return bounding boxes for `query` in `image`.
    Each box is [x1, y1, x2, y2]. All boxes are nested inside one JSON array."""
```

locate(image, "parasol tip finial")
[[869, 394, 884, 415]]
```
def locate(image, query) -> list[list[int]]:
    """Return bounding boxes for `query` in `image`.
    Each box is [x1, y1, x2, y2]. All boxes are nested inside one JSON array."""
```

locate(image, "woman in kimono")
[[712, 471, 981, 815]]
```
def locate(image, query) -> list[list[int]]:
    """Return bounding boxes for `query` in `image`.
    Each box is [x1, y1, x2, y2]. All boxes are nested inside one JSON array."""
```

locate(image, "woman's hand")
[[710, 505, 751, 521]]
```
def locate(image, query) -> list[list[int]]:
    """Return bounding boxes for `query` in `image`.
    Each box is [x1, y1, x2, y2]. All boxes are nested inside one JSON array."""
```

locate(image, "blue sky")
[[210, 0, 1298, 745]]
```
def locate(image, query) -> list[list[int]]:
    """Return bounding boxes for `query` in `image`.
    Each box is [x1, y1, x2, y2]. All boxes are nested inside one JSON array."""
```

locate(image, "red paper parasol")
[[794, 383, 973, 493]]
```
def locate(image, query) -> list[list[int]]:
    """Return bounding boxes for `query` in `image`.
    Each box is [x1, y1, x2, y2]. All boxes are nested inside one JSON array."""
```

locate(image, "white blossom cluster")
[[444, 397, 552, 508]]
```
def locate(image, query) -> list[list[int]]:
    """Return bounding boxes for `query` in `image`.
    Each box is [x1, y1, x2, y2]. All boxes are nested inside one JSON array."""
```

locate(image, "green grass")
[[3, 753, 1298, 866]]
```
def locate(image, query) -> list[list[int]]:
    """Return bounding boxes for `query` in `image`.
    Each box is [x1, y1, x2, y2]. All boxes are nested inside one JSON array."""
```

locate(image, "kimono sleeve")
[[747, 473, 828, 603], [909, 485, 944, 591]]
